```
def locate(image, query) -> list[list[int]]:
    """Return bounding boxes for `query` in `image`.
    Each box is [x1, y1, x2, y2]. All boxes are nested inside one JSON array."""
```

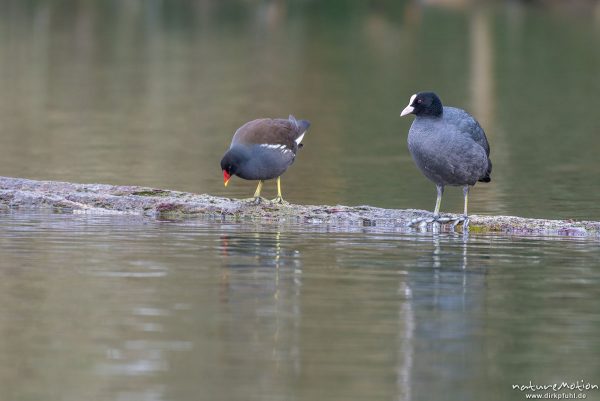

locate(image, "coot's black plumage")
[[401, 92, 492, 227], [220, 115, 310, 202]]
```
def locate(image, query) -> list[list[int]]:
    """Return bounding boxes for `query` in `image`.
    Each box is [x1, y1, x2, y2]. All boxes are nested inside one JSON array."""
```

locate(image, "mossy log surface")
[[1, 176, 599, 237]]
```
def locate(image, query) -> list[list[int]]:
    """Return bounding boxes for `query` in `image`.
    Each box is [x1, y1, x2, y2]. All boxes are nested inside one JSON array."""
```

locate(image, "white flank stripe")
[[260, 144, 293, 154]]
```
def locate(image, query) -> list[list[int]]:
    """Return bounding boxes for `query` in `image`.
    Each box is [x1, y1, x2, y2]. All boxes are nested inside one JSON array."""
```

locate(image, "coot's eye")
[[417, 99, 422, 104]]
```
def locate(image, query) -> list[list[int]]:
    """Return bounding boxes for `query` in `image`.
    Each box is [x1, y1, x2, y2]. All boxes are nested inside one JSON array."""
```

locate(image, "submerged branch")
[[1, 176, 599, 237]]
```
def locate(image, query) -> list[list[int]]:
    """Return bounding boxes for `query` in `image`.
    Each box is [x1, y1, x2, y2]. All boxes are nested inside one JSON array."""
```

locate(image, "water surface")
[[1, 212, 599, 401]]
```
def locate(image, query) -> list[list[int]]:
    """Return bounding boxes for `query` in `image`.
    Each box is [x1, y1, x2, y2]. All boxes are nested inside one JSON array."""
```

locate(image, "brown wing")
[[231, 118, 298, 150]]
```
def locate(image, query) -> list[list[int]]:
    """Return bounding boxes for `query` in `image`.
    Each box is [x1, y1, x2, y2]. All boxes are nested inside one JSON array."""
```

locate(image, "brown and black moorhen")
[[220, 115, 310, 203]]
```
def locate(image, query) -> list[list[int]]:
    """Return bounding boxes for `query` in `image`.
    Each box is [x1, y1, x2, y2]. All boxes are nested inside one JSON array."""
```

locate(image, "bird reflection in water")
[[217, 228, 303, 305], [216, 228, 303, 382], [218, 229, 301, 269], [218, 229, 302, 305], [399, 232, 488, 399]]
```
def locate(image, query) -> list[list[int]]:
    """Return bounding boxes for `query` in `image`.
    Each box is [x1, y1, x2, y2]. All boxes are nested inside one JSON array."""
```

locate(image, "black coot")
[[401, 92, 492, 228], [220, 115, 310, 203]]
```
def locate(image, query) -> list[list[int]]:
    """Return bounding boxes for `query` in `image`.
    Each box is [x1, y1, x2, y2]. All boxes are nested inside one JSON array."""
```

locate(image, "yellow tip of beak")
[[224, 179, 230, 187]]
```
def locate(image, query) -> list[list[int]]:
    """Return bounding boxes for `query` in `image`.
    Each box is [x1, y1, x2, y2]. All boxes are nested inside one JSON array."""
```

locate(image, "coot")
[[401, 92, 492, 228]]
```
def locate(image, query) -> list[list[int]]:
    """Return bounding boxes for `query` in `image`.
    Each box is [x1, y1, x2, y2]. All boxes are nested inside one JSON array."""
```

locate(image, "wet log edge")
[[1, 177, 599, 237]]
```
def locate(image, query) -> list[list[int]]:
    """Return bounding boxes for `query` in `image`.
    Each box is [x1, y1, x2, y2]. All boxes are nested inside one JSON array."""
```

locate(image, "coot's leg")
[[272, 177, 287, 204], [408, 185, 445, 228], [433, 184, 444, 217], [463, 185, 469, 215], [449, 185, 470, 230], [463, 185, 471, 231], [408, 185, 469, 230]]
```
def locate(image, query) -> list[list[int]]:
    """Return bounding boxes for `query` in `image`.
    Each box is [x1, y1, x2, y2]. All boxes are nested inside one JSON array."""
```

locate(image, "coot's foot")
[[451, 215, 469, 231], [408, 214, 469, 231]]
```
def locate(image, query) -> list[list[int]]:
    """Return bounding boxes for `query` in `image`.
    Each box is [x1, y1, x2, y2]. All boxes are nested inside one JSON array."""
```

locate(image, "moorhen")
[[221, 115, 310, 203]]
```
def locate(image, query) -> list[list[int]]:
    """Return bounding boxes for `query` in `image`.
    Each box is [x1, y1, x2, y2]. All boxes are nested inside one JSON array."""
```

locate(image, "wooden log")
[[1, 176, 598, 236]]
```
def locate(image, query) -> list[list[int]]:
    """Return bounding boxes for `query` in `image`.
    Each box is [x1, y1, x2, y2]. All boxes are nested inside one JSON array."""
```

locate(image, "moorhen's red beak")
[[223, 170, 231, 187]]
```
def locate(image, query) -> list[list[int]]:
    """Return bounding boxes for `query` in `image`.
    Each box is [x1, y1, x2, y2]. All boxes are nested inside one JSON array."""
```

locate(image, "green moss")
[[466, 225, 491, 233]]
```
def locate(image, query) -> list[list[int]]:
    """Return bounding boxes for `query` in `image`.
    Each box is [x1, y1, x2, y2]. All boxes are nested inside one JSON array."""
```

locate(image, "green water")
[[1, 212, 599, 401], [1, 1, 600, 401]]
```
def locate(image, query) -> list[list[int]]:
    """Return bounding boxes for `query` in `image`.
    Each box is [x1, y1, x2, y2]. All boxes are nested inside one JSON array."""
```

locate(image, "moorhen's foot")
[[270, 196, 288, 205], [408, 214, 469, 231], [244, 196, 268, 205]]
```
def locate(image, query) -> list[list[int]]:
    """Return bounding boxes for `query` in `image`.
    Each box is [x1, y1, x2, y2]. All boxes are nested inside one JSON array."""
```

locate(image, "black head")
[[220, 148, 247, 186], [400, 92, 443, 117]]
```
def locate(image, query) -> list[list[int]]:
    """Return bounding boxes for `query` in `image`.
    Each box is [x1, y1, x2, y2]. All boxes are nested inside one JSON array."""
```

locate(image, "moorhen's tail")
[[289, 115, 310, 132], [288, 115, 310, 144]]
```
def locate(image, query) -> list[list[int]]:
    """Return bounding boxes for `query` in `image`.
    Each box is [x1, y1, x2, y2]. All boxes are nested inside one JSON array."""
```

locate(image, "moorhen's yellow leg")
[[272, 177, 286, 204], [254, 180, 263, 198], [246, 180, 265, 204]]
